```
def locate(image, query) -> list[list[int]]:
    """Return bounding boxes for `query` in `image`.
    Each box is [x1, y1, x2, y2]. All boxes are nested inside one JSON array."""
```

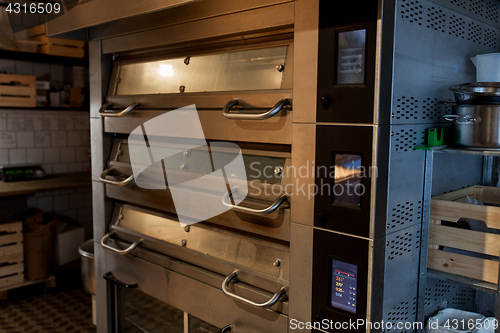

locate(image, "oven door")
[[100, 43, 293, 145], [104, 250, 289, 333], [101, 138, 292, 242]]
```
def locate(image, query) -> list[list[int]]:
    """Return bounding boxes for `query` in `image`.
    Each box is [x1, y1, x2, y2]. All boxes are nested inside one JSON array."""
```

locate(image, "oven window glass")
[[337, 29, 366, 85], [331, 153, 362, 206], [188, 314, 220, 333], [114, 46, 288, 95], [331, 259, 358, 314], [124, 289, 184, 332]]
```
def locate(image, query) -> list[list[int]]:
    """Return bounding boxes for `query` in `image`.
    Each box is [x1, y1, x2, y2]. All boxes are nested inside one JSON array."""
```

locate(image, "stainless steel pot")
[[78, 239, 95, 294], [450, 82, 500, 104], [444, 103, 500, 148]]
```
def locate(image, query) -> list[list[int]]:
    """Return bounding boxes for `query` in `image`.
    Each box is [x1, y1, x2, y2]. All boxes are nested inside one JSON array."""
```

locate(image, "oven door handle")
[[100, 166, 134, 186], [222, 270, 287, 309], [222, 188, 288, 216], [103, 272, 139, 289], [222, 98, 290, 120], [99, 102, 140, 117], [101, 231, 142, 255]]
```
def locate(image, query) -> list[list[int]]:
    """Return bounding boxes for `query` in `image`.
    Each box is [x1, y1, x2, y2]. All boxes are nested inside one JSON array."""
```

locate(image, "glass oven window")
[[124, 289, 184, 332], [114, 46, 288, 95]]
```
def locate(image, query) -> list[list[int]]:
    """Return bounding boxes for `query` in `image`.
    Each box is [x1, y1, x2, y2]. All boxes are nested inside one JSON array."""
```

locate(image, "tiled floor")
[[0, 288, 95, 333]]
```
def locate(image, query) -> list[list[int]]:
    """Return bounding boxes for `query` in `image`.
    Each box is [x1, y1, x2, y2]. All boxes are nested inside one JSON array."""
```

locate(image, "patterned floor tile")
[[0, 288, 95, 333]]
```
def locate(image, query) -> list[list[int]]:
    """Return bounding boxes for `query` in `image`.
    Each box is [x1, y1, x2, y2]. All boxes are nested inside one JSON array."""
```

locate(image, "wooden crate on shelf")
[[27, 24, 85, 58], [0, 74, 36, 108], [429, 186, 500, 284], [0, 218, 24, 289]]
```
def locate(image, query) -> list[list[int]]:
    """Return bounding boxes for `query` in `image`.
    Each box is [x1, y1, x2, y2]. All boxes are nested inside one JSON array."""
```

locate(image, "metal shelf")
[[427, 269, 498, 294]]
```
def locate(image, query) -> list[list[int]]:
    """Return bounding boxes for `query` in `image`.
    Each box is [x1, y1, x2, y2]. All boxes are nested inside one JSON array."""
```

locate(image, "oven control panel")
[[316, 0, 379, 124], [312, 229, 369, 332]]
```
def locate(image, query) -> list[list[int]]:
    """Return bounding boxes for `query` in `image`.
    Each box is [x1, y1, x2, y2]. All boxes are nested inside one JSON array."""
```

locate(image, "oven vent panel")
[[431, 0, 499, 25], [393, 97, 452, 123], [392, 128, 426, 152], [424, 278, 476, 316], [388, 201, 422, 230], [387, 230, 420, 260], [400, 0, 499, 46], [382, 225, 421, 331]]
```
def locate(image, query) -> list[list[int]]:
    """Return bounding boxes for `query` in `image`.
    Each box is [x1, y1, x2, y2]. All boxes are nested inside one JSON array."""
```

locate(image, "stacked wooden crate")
[[27, 24, 85, 58], [0, 217, 23, 289], [0, 74, 36, 108], [428, 186, 500, 284]]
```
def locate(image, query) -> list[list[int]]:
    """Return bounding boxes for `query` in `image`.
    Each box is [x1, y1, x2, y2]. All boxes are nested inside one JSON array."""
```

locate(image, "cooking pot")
[[444, 103, 500, 148]]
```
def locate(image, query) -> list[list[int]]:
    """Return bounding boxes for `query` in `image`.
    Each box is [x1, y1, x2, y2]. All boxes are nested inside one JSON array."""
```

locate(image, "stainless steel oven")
[[97, 40, 293, 333], [48, 1, 295, 332], [46, 0, 500, 332]]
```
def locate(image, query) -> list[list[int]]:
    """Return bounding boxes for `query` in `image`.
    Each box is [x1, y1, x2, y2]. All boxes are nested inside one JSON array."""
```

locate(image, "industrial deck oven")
[[47, 0, 500, 332]]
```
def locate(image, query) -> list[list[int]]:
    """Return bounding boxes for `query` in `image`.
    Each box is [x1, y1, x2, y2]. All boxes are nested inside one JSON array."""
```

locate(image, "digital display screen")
[[331, 259, 358, 314], [332, 154, 362, 206], [337, 29, 366, 85]]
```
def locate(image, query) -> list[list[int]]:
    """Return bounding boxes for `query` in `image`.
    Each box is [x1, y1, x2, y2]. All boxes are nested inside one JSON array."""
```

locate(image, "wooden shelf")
[[0, 106, 89, 112], [0, 49, 88, 67], [0, 172, 91, 197]]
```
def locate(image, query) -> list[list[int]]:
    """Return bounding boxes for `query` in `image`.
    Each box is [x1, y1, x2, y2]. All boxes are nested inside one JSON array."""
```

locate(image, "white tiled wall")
[[0, 110, 90, 173]]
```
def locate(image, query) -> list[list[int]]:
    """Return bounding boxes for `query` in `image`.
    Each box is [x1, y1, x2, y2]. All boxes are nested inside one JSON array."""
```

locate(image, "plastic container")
[[471, 53, 500, 82], [475, 318, 497, 333], [79, 239, 95, 295], [427, 309, 484, 333]]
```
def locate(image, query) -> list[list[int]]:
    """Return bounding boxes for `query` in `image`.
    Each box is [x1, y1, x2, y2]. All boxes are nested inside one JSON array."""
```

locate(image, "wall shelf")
[[0, 49, 88, 67], [0, 106, 89, 112], [0, 172, 91, 197]]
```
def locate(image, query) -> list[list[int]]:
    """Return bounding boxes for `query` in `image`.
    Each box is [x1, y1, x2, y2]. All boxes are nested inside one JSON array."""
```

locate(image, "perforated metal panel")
[[431, 0, 499, 25], [392, 0, 500, 125], [424, 277, 476, 317], [383, 224, 421, 332]]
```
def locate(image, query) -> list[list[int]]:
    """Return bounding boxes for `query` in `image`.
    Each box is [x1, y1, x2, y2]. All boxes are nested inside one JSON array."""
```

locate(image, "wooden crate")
[[429, 186, 500, 284], [0, 218, 24, 289], [0, 74, 36, 108], [28, 24, 85, 58]]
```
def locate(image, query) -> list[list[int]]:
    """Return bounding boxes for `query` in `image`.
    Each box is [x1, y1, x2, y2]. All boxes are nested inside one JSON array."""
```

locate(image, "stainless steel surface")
[[110, 234, 290, 302], [112, 205, 289, 278], [46, 0, 202, 36], [101, 230, 143, 255], [222, 270, 287, 308], [103, 101, 292, 144], [100, 2, 294, 55], [222, 98, 291, 120], [99, 102, 140, 117], [445, 104, 500, 148], [79, 239, 95, 295], [450, 82, 500, 104], [222, 189, 288, 216], [104, 249, 289, 333], [99, 166, 134, 186], [105, 182, 292, 242]]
